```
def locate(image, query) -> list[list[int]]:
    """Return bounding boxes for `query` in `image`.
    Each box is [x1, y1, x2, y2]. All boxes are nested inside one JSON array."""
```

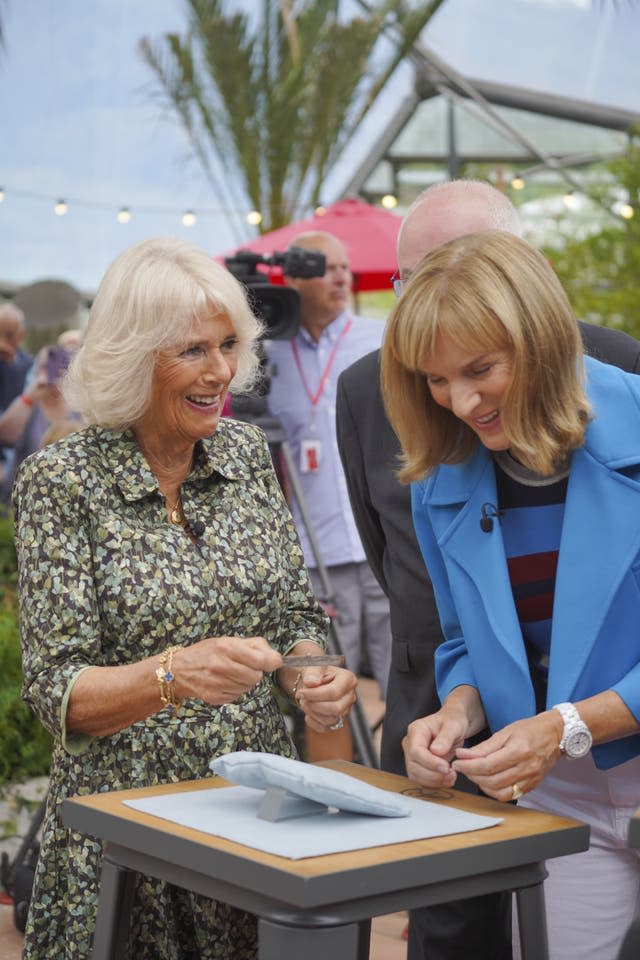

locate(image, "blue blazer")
[[411, 357, 640, 770]]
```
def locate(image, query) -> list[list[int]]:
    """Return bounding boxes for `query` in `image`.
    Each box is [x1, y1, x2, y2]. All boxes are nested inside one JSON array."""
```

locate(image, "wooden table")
[[62, 760, 589, 960]]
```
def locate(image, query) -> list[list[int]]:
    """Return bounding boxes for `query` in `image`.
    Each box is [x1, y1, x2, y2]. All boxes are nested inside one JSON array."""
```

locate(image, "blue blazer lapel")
[[428, 450, 534, 705], [547, 445, 640, 704]]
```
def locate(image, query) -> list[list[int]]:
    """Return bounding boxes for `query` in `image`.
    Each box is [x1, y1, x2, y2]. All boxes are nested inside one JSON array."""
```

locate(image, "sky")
[[1, 0, 639, 296]]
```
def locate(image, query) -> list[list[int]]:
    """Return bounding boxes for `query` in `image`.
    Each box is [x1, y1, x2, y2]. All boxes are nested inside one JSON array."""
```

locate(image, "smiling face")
[[135, 310, 239, 455], [421, 333, 515, 454]]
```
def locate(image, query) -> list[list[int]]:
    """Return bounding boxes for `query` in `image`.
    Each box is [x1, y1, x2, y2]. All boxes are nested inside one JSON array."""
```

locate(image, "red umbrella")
[[220, 198, 401, 293]]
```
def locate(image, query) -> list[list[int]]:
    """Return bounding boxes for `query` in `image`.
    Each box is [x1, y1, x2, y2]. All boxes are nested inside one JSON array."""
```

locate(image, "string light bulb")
[[563, 192, 578, 210], [54, 199, 68, 216], [117, 207, 131, 224], [314, 205, 327, 216], [381, 194, 398, 209], [620, 203, 634, 220], [511, 177, 525, 190], [246, 210, 262, 226], [0, 187, 4, 202], [182, 210, 196, 227]]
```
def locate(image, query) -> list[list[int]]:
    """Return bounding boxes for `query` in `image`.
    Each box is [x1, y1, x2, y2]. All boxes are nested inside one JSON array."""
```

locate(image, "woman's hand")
[[172, 635, 283, 705], [291, 665, 358, 733], [451, 710, 563, 802], [403, 685, 486, 789], [403, 709, 468, 789]]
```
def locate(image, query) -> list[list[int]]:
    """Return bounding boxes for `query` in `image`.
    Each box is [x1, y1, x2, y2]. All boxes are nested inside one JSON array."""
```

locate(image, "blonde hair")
[[382, 231, 590, 481], [63, 236, 264, 427]]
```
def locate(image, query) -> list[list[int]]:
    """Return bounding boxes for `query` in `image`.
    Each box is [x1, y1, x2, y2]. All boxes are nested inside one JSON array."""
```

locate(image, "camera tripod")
[[234, 408, 379, 769]]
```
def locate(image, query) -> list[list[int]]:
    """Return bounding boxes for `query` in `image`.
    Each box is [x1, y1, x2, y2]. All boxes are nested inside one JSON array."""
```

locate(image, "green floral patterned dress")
[[13, 420, 329, 959]]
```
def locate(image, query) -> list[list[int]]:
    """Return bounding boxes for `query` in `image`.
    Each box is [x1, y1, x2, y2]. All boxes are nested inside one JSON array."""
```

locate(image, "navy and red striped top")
[[493, 451, 570, 710]]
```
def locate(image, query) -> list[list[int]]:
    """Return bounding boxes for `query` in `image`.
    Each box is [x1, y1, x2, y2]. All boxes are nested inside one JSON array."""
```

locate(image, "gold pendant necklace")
[[168, 495, 184, 526]]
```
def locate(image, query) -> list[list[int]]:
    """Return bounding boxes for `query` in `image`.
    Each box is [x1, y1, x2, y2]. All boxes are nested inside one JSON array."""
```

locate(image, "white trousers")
[[513, 754, 640, 960]]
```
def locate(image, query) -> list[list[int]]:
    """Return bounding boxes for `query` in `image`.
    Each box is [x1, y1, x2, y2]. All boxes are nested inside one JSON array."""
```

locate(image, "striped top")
[[493, 450, 570, 710]]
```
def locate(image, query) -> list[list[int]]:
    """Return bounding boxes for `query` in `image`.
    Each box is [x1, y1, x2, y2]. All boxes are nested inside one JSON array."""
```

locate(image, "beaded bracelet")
[[155, 645, 183, 715]]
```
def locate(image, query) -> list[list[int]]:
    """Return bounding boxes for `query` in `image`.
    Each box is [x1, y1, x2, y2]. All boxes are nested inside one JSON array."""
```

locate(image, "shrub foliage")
[[0, 511, 52, 786]]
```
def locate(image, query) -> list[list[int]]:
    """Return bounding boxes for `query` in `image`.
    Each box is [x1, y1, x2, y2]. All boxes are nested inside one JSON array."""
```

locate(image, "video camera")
[[224, 246, 326, 341]]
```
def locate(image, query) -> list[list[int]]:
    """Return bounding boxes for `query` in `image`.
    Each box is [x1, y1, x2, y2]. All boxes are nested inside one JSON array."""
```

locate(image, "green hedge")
[[0, 512, 17, 590], [0, 511, 52, 786]]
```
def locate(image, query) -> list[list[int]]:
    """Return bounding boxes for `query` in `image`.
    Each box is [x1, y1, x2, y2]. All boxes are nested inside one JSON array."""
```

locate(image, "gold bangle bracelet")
[[155, 645, 183, 715], [291, 671, 304, 702]]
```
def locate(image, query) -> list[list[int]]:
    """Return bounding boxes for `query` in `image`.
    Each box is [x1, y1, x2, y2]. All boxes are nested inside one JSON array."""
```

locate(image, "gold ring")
[[511, 783, 523, 801], [328, 717, 344, 731]]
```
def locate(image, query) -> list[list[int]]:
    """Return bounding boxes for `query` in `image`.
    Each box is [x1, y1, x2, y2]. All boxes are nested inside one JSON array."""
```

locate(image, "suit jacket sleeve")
[[579, 320, 640, 374], [336, 367, 388, 593]]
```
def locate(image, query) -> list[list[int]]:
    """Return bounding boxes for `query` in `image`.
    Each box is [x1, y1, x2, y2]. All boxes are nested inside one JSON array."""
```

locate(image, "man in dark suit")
[[336, 179, 640, 960]]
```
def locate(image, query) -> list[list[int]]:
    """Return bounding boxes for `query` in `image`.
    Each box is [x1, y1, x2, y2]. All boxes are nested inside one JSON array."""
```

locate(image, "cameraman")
[[265, 231, 392, 757]]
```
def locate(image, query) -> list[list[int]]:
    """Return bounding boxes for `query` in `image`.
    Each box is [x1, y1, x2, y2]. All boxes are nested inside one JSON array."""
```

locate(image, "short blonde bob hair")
[[381, 231, 590, 481], [63, 236, 264, 427]]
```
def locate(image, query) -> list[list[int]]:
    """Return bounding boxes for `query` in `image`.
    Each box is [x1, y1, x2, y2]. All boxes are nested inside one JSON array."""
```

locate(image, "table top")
[[63, 761, 589, 910]]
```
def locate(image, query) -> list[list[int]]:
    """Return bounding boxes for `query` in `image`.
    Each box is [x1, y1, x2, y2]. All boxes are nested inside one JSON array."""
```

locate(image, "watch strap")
[[552, 701, 592, 757]]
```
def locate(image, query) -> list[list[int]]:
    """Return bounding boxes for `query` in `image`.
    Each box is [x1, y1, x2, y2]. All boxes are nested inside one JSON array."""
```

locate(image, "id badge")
[[300, 439, 322, 473]]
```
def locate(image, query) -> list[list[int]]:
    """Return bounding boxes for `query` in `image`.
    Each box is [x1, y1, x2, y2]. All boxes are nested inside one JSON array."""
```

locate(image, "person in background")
[[56, 327, 84, 352], [382, 230, 640, 960], [0, 302, 32, 487], [265, 230, 392, 760], [13, 236, 357, 959], [0, 339, 78, 503], [336, 178, 640, 960]]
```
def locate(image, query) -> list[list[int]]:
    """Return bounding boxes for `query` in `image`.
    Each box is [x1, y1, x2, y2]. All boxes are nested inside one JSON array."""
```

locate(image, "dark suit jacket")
[[336, 321, 640, 776]]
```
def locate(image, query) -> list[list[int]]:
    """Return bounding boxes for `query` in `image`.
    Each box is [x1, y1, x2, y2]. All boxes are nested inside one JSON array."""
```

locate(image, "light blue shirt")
[[265, 309, 385, 568]]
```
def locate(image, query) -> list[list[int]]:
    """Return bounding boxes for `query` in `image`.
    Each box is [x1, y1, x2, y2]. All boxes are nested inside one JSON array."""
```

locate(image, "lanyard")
[[290, 317, 353, 409]]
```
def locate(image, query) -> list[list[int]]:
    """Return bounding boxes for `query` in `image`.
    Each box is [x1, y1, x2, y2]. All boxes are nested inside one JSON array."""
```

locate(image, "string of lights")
[[1, 180, 631, 226], [0, 184, 266, 226], [0, 185, 399, 227]]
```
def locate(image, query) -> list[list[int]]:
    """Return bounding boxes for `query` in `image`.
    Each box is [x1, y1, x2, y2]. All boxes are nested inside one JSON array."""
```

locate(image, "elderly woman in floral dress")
[[14, 236, 357, 959]]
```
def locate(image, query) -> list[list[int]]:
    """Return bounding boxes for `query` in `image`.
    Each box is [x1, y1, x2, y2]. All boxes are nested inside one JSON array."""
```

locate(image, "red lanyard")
[[290, 317, 353, 408]]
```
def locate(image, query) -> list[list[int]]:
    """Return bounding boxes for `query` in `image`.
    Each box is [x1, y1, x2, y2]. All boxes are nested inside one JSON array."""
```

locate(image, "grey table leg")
[[516, 881, 550, 960], [357, 918, 372, 960], [258, 917, 361, 960], [91, 854, 135, 960]]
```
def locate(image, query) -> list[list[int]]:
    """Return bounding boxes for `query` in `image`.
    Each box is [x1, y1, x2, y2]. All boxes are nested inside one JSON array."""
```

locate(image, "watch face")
[[566, 729, 592, 758]]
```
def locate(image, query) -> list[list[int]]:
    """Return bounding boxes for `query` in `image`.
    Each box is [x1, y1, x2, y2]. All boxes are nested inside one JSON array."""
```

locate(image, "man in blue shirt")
[[266, 231, 392, 716]]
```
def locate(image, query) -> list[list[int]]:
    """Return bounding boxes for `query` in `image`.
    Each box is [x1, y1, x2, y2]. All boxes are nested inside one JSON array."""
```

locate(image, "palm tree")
[[139, 0, 444, 239]]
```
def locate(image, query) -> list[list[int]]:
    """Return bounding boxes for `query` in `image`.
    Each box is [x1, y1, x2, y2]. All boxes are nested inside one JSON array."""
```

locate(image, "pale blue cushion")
[[209, 752, 410, 818]]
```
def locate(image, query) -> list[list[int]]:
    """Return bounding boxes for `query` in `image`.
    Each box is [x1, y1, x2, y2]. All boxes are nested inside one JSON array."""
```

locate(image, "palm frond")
[[139, 0, 443, 230]]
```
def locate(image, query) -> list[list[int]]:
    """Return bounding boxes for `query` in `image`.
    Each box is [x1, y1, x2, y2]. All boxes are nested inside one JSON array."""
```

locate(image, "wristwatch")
[[552, 702, 592, 759]]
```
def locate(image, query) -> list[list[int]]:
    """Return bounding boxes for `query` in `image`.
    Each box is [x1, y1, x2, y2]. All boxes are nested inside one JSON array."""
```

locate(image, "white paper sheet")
[[125, 785, 503, 859]]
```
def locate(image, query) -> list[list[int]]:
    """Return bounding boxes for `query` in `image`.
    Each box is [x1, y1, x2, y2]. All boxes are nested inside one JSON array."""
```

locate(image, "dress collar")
[[92, 419, 253, 503]]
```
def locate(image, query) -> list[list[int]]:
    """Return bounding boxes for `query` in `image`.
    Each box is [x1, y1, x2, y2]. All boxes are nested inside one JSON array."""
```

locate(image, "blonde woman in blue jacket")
[[381, 231, 640, 960]]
